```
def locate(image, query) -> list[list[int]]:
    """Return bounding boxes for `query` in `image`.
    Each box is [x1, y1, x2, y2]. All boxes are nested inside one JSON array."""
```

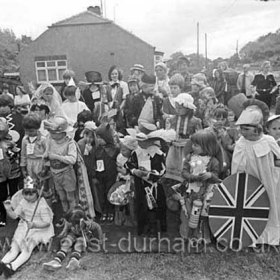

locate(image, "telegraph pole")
[[205, 33, 208, 70], [197, 22, 200, 67]]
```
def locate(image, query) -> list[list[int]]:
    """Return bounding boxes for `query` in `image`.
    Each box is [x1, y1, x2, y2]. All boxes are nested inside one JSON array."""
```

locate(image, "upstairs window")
[[35, 55, 67, 83]]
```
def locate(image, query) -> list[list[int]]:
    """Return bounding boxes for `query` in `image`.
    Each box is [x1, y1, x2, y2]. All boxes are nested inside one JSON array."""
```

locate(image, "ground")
[[0, 246, 280, 280]]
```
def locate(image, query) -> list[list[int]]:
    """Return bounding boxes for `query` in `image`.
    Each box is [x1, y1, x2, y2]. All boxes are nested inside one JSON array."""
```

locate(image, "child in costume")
[[43, 205, 102, 271], [266, 115, 280, 146], [20, 113, 47, 183], [94, 123, 119, 222], [74, 110, 93, 142], [77, 121, 99, 212], [125, 126, 167, 236], [0, 117, 21, 227], [109, 135, 138, 226], [0, 176, 54, 278], [232, 100, 280, 245], [44, 116, 78, 214], [179, 130, 222, 242]]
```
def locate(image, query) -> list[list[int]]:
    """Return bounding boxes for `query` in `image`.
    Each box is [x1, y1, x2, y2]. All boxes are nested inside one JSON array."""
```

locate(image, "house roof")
[[50, 10, 111, 27], [49, 8, 154, 49]]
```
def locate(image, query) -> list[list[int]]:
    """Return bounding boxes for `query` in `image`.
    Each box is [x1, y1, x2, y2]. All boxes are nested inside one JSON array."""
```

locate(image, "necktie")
[[241, 73, 246, 94]]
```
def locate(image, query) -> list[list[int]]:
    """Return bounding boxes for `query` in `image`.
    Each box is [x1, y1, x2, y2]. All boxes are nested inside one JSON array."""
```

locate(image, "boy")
[[44, 116, 78, 213]]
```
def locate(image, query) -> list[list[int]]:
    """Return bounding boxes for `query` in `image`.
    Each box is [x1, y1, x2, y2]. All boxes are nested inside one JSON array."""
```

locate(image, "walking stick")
[[24, 179, 45, 238]]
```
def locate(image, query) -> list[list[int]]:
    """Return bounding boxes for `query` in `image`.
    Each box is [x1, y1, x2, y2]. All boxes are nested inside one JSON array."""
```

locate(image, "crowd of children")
[[0, 60, 280, 277]]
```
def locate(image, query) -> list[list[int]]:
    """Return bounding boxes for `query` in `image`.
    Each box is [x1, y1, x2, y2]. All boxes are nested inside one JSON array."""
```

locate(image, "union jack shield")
[[209, 173, 270, 250]]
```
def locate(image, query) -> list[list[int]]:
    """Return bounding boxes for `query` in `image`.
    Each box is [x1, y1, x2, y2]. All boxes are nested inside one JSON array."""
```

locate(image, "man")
[[236, 64, 254, 98], [177, 56, 192, 92]]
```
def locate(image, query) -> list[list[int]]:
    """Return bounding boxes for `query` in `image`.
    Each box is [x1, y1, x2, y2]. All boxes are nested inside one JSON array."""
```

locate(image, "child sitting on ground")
[[43, 205, 102, 271], [0, 176, 54, 278]]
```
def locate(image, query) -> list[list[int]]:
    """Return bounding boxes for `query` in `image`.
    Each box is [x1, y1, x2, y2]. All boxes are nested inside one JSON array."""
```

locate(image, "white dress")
[[232, 134, 280, 245], [13, 197, 54, 249]]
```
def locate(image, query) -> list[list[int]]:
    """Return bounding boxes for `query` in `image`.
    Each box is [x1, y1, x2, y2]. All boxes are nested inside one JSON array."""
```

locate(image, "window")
[[35, 56, 67, 83]]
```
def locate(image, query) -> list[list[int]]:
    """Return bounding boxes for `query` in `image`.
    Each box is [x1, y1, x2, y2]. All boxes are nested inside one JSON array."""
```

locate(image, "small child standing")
[[125, 131, 167, 236], [0, 117, 21, 227], [180, 130, 222, 242], [44, 116, 78, 214], [266, 115, 280, 146], [20, 113, 47, 184], [61, 86, 89, 127], [0, 176, 54, 278], [109, 135, 138, 226], [232, 102, 280, 245], [93, 123, 119, 222]]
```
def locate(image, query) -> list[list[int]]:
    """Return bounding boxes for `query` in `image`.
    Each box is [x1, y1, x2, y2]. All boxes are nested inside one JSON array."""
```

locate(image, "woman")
[[154, 62, 170, 98], [106, 65, 129, 134], [251, 61, 277, 109]]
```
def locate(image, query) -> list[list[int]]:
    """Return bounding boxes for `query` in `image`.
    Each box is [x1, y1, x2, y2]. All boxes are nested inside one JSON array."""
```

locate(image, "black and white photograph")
[[0, 0, 280, 279]]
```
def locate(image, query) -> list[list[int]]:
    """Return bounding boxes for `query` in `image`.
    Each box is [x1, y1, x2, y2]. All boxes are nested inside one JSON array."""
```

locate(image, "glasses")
[[23, 190, 37, 196]]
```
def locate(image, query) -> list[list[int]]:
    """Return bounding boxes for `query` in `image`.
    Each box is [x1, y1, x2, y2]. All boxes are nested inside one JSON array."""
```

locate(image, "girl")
[[106, 65, 128, 134], [266, 115, 280, 145], [180, 130, 222, 242], [14, 86, 31, 108], [0, 117, 21, 227], [61, 85, 89, 127], [20, 112, 47, 183], [154, 62, 170, 98], [0, 176, 54, 278], [77, 121, 99, 213], [109, 135, 138, 226]]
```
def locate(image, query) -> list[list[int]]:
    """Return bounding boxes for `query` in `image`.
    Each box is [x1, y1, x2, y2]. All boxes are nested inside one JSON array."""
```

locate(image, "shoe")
[[100, 214, 107, 223], [2, 263, 15, 278], [66, 258, 80, 271], [42, 259, 62, 271], [0, 221, 6, 227], [0, 262, 4, 275]]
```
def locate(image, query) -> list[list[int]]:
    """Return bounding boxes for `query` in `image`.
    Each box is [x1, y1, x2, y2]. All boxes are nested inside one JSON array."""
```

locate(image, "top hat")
[[85, 71, 103, 84]]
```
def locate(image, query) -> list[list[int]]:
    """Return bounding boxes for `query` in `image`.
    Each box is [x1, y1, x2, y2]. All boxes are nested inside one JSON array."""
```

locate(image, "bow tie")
[[111, 82, 120, 89]]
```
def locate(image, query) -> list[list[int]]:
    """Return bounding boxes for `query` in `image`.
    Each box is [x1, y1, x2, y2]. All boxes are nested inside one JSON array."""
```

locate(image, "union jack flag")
[[209, 173, 270, 250]]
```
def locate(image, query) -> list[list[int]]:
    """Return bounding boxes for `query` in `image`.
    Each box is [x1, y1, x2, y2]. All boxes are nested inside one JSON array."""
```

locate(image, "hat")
[[155, 62, 167, 72], [22, 176, 38, 194], [174, 93, 196, 111], [177, 56, 190, 66], [130, 64, 145, 73], [141, 74, 156, 85], [235, 106, 263, 126], [120, 135, 138, 150], [85, 71, 103, 84], [44, 116, 73, 133], [138, 121, 157, 134], [266, 115, 280, 126], [83, 121, 97, 132], [127, 76, 138, 84]]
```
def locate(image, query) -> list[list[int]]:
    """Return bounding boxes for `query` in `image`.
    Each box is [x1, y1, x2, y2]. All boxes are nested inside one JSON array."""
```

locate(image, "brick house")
[[18, 6, 156, 87]]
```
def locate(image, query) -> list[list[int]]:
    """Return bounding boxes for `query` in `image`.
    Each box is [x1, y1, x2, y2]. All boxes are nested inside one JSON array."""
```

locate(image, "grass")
[[1, 245, 280, 280]]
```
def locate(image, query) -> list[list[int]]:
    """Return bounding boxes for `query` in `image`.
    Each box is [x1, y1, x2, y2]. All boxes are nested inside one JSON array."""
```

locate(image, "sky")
[[1, 0, 280, 59]]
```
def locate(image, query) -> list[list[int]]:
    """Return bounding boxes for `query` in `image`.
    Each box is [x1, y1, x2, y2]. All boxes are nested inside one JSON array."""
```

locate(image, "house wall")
[[19, 23, 155, 87]]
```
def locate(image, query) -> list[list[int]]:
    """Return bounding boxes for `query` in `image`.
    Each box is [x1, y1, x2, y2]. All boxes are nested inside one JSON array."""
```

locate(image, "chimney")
[[87, 6, 102, 16]]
